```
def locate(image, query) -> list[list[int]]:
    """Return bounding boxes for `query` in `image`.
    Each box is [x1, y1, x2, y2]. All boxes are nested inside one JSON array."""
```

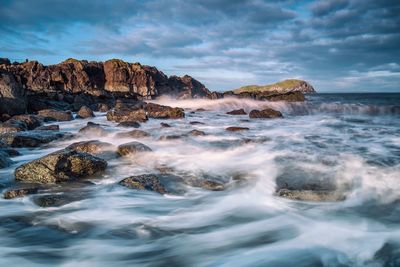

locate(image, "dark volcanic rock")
[[15, 149, 107, 184], [226, 126, 250, 132], [249, 108, 283, 119], [115, 130, 150, 138], [117, 121, 141, 128], [117, 141, 152, 156], [119, 174, 167, 194], [38, 109, 73, 121], [3, 187, 39, 199], [144, 103, 185, 119], [76, 105, 95, 118], [226, 109, 246, 115], [0, 130, 71, 147], [79, 122, 108, 136]]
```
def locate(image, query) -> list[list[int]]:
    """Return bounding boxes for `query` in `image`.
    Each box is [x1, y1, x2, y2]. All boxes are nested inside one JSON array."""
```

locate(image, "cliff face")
[[0, 58, 210, 99]]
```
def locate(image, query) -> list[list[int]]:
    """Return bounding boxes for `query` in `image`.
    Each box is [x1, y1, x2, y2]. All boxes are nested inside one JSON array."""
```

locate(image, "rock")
[[66, 140, 117, 159], [144, 103, 185, 119], [117, 141, 152, 156], [188, 129, 206, 136], [0, 140, 20, 157], [92, 103, 110, 112], [106, 108, 148, 123], [225, 126, 250, 132], [115, 130, 150, 138], [226, 109, 246, 115], [160, 122, 172, 128], [193, 180, 225, 191], [249, 108, 283, 119], [38, 109, 73, 121], [36, 124, 60, 131], [0, 58, 11, 65], [10, 114, 42, 130], [76, 105, 95, 118], [159, 135, 182, 141], [0, 120, 27, 134], [78, 122, 108, 136], [0, 130, 71, 147], [32, 193, 86, 207], [0, 69, 26, 116], [117, 121, 141, 128], [15, 149, 107, 184], [233, 79, 315, 94], [195, 108, 207, 112], [119, 174, 167, 194], [166, 75, 210, 99], [277, 189, 345, 202], [0, 150, 13, 168], [3, 187, 39, 199], [189, 121, 205, 125]]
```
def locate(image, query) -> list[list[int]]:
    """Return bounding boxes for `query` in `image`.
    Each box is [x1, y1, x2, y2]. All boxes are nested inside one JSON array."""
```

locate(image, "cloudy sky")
[[1, 0, 399, 92]]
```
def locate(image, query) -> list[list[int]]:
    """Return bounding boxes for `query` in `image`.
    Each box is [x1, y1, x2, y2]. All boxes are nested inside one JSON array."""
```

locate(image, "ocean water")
[[0, 93, 399, 267]]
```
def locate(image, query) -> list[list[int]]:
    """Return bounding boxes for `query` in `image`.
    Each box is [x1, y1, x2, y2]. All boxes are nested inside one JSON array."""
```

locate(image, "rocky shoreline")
[[0, 58, 335, 205]]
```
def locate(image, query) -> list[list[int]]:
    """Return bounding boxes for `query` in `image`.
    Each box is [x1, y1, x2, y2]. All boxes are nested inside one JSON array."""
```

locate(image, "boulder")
[[249, 108, 283, 119], [117, 121, 141, 128], [159, 135, 182, 141], [66, 140, 117, 159], [0, 130, 71, 147], [226, 109, 246, 115], [225, 126, 250, 132], [33, 193, 86, 207], [36, 124, 60, 131], [10, 115, 42, 130], [38, 109, 73, 121], [15, 149, 107, 184], [76, 105, 95, 118], [115, 130, 150, 138], [106, 108, 148, 123], [78, 122, 108, 136], [144, 103, 185, 119], [0, 150, 13, 168], [3, 187, 39, 199], [0, 120, 27, 134], [117, 141, 152, 156], [119, 174, 167, 194]]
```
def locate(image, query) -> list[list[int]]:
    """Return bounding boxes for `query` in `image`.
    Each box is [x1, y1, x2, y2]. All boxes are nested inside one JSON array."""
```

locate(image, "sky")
[[0, 0, 399, 92]]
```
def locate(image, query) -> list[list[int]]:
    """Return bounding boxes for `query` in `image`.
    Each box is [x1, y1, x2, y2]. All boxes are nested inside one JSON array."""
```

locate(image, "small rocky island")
[[0, 57, 327, 204]]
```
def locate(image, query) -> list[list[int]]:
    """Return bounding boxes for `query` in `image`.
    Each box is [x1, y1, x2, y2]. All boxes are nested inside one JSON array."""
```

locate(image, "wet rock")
[[78, 122, 108, 136], [107, 108, 148, 123], [196, 108, 206, 112], [76, 105, 95, 118], [0, 120, 27, 134], [15, 149, 107, 184], [160, 122, 172, 128], [33, 193, 86, 207], [66, 140, 117, 159], [145, 103, 185, 119], [159, 135, 182, 141], [193, 180, 224, 191], [10, 114, 42, 130], [115, 130, 150, 138], [3, 187, 39, 199], [226, 109, 246, 115], [36, 124, 60, 131], [226, 126, 250, 132], [249, 108, 283, 119], [117, 121, 141, 128], [0, 150, 13, 168], [277, 189, 345, 202], [38, 109, 73, 121], [92, 103, 111, 112], [0, 140, 20, 157], [190, 121, 205, 125], [119, 174, 167, 194], [0, 130, 71, 147], [0, 69, 26, 116], [117, 141, 152, 156], [188, 129, 206, 136]]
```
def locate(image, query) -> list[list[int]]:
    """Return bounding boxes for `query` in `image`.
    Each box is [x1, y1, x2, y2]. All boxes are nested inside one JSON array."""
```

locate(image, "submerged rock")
[[188, 129, 206, 136], [15, 149, 107, 184], [0, 119, 28, 134], [115, 130, 150, 138], [160, 122, 172, 128], [76, 105, 95, 118], [33, 193, 87, 207], [226, 109, 246, 115], [117, 121, 141, 128], [36, 124, 60, 131], [66, 140, 117, 159], [10, 114, 42, 130], [117, 141, 152, 156], [3, 187, 39, 199], [277, 189, 345, 202], [79, 122, 108, 136], [190, 121, 205, 125], [159, 135, 182, 141], [0, 150, 13, 168], [0, 130, 71, 147], [119, 174, 167, 194], [38, 109, 73, 121], [226, 126, 250, 132], [249, 108, 283, 119]]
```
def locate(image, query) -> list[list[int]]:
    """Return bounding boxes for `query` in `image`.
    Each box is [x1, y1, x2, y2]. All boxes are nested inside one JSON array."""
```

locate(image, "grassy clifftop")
[[233, 79, 315, 94]]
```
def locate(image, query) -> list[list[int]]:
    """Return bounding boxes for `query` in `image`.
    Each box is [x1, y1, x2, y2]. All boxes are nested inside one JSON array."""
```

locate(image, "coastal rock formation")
[[115, 129, 150, 138], [38, 109, 73, 121], [0, 69, 26, 115], [15, 149, 107, 183], [233, 79, 315, 94], [0, 130, 71, 147], [77, 106, 95, 118], [119, 174, 167, 194], [66, 140, 117, 159], [249, 108, 283, 119], [117, 141, 152, 156], [227, 109, 247, 115], [145, 103, 185, 119]]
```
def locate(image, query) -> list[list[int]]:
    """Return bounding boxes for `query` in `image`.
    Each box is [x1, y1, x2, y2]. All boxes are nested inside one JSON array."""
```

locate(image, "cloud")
[[0, 0, 399, 92]]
